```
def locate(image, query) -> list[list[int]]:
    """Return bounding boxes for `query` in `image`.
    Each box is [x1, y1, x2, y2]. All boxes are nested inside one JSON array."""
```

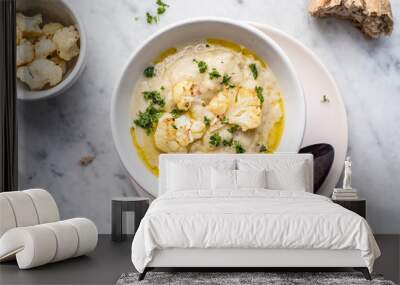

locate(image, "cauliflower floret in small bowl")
[[16, 0, 86, 100]]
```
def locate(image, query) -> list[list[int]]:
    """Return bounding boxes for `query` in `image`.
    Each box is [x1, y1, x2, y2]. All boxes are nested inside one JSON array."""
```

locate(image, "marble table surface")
[[18, 0, 400, 234]]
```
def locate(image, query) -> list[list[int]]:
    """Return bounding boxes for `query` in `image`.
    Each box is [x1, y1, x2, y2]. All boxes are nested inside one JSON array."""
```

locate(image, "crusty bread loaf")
[[308, 0, 393, 38]]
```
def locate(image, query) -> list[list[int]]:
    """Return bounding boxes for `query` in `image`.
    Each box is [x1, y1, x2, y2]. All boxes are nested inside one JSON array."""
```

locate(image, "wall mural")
[[14, 0, 400, 234]]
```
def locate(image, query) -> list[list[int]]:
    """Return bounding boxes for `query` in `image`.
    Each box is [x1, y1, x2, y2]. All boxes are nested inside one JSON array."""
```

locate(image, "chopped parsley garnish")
[[172, 124, 177, 130], [193, 59, 208, 73], [203, 116, 211, 127], [145, 1, 169, 24], [171, 108, 183, 118], [221, 117, 229, 124], [259, 144, 268, 153], [233, 140, 246, 153], [156, 0, 169, 14], [222, 74, 235, 88], [209, 68, 221, 80], [228, 124, 240, 134], [143, 90, 165, 107], [157, 5, 167, 14], [143, 66, 155, 78], [205, 44, 210, 48], [321, 95, 330, 103], [134, 104, 164, 135], [223, 139, 233, 147], [146, 12, 158, 24], [222, 74, 231, 85], [255, 86, 264, 103], [156, 0, 169, 6], [249, 63, 258, 79], [209, 133, 222, 147], [160, 86, 165, 91]]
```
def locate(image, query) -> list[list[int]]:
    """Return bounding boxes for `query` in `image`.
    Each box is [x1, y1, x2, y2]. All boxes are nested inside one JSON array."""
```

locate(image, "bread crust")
[[309, 0, 393, 38]]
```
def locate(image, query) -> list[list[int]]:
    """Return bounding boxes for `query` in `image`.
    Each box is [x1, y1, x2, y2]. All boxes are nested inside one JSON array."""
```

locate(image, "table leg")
[[134, 201, 149, 233], [112, 201, 123, 241]]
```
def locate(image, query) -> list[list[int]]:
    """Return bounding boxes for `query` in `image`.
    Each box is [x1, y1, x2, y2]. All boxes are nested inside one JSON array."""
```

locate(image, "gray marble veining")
[[18, 0, 400, 233]]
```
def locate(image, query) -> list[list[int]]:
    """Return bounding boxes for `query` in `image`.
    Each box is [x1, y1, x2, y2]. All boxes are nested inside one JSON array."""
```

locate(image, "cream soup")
[[130, 39, 284, 176]]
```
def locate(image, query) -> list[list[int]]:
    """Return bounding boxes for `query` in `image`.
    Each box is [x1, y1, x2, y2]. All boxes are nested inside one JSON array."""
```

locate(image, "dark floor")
[[0, 235, 399, 285], [0, 235, 134, 285], [375, 235, 400, 284]]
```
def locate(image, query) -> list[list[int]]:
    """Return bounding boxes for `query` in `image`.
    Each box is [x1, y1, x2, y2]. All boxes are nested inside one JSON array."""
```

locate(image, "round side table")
[[111, 197, 150, 242]]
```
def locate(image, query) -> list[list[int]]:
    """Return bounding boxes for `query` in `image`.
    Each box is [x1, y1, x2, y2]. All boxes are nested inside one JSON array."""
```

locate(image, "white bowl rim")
[[111, 17, 306, 195], [17, 0, 87, 101]]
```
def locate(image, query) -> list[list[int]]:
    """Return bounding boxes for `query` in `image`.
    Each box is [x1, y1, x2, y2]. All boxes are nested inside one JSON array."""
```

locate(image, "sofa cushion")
[[0, 218, 97, 269]]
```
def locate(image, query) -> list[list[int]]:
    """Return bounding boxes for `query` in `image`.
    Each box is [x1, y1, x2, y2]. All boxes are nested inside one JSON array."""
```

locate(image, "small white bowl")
[[111, 18, 305, 196], [16, 0, 87, 101]]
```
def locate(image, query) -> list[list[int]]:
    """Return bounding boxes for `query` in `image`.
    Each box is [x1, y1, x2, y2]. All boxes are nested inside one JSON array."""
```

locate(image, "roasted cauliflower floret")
[[174, 115, 194, 147], [50, 56, 67, 75], [191, 120, 206, 140], [226, 87, 262, 131], [34, 36, 57, 58], [16, 59, 63, 90], [173, 115, 206, 146], [53, 26, 80, 61], [190, 102, 217, 125], [172, 80, 198, 111], [219, 129, 233, 143], [154, 113, 187, 153], [42, 22, 64, 37], [154, 114, 206, 153], [16, 40, 34, 66], [207, 90, 230, 116], [16, 13, 42, 37]]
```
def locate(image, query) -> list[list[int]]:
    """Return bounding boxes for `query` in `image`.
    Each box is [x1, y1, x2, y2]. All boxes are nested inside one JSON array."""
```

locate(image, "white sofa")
[[0, 189, 98, 269]]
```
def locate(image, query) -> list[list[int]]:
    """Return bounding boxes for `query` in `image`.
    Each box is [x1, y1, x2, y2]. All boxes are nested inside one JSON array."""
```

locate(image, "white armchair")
[[0, 189, 97, 269]]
